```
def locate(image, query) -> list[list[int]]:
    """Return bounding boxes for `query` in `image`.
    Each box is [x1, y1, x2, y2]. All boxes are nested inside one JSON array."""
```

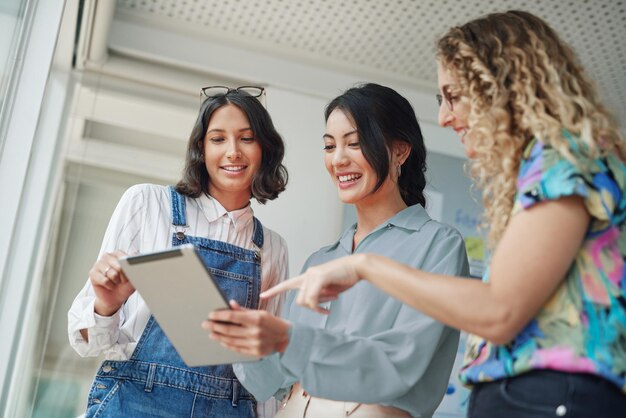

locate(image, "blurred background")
[[0, 0, 623, 416]]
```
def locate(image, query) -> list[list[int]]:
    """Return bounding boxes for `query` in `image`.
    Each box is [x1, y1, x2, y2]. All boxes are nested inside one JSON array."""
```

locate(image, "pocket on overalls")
[[85, 377, 121, 417], [211, 269, 254, 308]]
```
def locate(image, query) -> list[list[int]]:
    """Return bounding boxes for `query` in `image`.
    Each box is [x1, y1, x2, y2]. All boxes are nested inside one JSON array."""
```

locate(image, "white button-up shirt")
[[67, 184, 288, 415]]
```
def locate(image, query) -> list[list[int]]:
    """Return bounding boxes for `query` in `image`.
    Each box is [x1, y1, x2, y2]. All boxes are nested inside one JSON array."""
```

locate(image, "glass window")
[[0, 0, 30, 153], [0, 0, 66, 415]]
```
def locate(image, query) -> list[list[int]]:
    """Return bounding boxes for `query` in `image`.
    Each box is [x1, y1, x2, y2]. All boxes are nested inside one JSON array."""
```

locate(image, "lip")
[[221, 165, 247, 175], [335, 172, 362, 189], [454, 128, 468, 144]]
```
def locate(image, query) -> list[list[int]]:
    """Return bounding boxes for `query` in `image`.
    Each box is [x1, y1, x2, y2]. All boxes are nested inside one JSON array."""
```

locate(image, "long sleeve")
[[236, 211, 469, 416], [67, 185, 148, 358], [260, 231, 289, 315], [251, 230, 291, 417], [232, 288, 300, 401]]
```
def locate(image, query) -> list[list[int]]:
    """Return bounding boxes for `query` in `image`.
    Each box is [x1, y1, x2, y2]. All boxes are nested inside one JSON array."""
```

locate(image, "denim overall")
[[85, 187, 262, 418]]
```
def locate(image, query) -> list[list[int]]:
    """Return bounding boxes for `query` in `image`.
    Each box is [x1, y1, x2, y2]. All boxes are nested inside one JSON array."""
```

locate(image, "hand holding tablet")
[[119, 244, 260, 366]]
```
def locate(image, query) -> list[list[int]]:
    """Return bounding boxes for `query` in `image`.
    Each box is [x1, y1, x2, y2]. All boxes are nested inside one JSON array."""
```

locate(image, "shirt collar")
[[198, 193, 254, 230], [336, 204, 432, 253]]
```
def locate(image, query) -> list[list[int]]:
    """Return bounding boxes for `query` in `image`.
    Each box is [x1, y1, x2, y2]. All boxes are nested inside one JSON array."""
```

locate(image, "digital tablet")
[[119, 244, 259, 366]]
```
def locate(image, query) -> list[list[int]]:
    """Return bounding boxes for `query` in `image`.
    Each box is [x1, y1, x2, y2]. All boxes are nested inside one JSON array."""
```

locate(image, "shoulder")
[[300, 241, 342, 272], [516, 135, 625, 212], [121, 183, 170, 204], [400, 218, 467, 264], [518, 134, 608, 179], [261, 225, 288, 252], [393, 205, 463, 243], [112, 184, 172, 222], [421, 219, 465, 243]]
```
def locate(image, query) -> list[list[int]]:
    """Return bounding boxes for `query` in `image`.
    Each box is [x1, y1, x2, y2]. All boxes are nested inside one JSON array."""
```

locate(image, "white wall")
[[251, 87, 343, 273]]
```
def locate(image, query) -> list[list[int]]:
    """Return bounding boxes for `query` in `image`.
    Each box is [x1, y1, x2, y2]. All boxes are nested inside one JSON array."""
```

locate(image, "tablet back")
[[119, 244, 259, 366]]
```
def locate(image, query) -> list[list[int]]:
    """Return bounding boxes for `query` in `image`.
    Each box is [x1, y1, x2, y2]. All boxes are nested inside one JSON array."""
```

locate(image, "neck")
[[353, 187, 407, 241], [208, 190, 251, 212]]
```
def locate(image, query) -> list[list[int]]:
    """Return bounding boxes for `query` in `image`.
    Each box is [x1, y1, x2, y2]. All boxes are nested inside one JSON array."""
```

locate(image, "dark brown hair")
[[175, 90, 288, 203]]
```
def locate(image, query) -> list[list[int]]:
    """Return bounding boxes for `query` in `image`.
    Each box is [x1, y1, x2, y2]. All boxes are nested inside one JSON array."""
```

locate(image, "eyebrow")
[[206, 127, 253, 134], [323, 130, 358, 140]]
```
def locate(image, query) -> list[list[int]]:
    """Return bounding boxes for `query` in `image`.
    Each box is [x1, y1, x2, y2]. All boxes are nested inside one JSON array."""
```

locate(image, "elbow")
[[486, 328, 518, 346], [479, 307, 521, 345]]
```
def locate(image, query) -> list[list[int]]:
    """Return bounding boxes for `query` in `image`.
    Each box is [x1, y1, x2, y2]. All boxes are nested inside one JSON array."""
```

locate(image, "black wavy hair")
[[324, 83, 427, 207], [176, 90, 288, 203]]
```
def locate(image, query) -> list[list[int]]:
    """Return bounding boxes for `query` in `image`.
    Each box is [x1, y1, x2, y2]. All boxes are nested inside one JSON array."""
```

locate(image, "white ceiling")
[[113, 0, 626, 131]]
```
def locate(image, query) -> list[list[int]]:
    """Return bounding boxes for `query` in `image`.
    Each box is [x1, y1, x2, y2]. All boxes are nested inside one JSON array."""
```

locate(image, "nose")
[[227, 141, 242, 160], [438, 103, 454, 127], [332, 146, 349, 168]]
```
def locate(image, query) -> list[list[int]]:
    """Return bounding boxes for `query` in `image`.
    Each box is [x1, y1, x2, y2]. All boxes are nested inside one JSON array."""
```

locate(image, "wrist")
[[276, 322, 292, 354], [94, 299, 121, 317], [353, 253, 373, 281]]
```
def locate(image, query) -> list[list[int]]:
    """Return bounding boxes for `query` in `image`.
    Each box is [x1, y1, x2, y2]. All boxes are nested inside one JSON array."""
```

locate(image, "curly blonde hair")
[[437, 10, 626, 248]]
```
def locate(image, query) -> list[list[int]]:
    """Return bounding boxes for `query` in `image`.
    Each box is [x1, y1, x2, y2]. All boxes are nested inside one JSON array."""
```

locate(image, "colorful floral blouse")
[[460, 133, 626, 393]]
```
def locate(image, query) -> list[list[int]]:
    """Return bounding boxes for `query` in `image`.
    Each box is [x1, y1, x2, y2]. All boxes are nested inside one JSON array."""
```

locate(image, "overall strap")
[[169, 186, 187, 226], [252, 217, 264, 248]]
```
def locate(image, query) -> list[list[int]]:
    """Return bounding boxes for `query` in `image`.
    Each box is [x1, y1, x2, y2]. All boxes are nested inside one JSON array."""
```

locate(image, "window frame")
[[0, 0, 66, 414]]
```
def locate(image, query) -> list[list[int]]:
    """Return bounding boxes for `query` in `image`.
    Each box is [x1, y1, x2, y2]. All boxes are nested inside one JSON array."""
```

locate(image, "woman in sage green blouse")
[[205, 83, 469, 417]]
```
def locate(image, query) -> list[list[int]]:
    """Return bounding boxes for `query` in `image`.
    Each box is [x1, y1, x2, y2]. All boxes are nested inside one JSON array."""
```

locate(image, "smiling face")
[[204, 104, 262, 210], [437, 61, 475, 158], [323, 108, 384, 205]]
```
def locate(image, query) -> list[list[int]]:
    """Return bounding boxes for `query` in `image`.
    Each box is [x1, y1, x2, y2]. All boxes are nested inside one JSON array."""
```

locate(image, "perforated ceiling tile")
[[117, 0, 626, 128]]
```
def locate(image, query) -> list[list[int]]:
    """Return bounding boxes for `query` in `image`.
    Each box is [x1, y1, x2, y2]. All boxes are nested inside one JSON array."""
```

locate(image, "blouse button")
[[102, 365, 113, 373], [93, 399, 101, 404], [176, 231, 185, 240], [530, 189, 539, 197], [556, 405, 567, 416], [254, 251, 261, 261]]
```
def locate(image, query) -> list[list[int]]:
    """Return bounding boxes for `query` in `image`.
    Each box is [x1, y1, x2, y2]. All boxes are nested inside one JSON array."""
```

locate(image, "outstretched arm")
[[263, 196, 589, 344]]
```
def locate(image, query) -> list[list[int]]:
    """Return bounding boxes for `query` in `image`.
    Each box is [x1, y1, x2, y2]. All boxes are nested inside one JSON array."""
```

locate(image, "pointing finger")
[[260, 276, 304, 299]]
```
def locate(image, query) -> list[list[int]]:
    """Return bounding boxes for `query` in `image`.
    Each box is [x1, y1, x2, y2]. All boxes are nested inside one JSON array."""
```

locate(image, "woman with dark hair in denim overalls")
[[68, 87, 289, 417]]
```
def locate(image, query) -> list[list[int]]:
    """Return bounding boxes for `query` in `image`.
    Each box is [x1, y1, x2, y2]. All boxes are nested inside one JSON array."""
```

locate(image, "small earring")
[[397, 164, 402, 178]]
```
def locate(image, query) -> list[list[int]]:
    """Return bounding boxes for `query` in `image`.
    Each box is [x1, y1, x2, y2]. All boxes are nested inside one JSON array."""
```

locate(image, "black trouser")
[[468, 370, 626, 418]]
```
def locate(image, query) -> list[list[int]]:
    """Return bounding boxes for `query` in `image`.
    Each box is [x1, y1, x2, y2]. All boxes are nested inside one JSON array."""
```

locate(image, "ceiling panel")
[[115, 0, 626, 129]]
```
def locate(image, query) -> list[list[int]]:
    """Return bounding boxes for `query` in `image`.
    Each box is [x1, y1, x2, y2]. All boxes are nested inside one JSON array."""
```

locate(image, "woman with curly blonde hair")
[[262, 10, 626, 417]]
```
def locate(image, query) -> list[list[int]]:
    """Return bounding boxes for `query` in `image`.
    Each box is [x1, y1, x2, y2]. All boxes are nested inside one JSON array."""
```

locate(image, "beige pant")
[[274, 384, 411, 418]]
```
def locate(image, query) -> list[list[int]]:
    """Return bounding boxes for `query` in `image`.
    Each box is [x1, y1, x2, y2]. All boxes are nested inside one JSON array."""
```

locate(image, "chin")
[[463, 143, 477, 159], [337, 192, 362, 205]]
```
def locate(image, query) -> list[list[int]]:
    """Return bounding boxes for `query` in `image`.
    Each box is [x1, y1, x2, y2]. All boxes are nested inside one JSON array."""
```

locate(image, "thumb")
[[229, 299, 243, 310]]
